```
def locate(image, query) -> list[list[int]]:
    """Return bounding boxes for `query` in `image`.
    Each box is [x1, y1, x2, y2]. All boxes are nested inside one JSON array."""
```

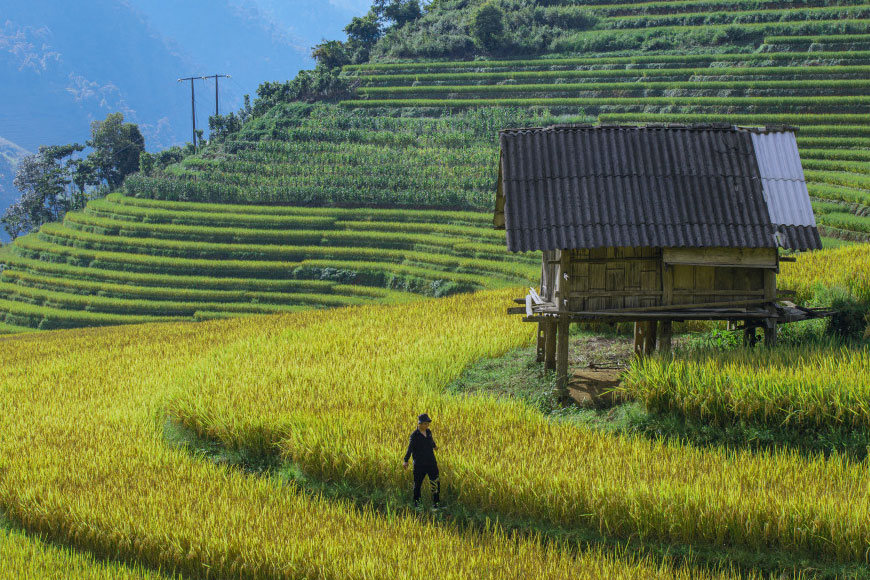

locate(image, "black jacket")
[[403, 429, 438, 466]]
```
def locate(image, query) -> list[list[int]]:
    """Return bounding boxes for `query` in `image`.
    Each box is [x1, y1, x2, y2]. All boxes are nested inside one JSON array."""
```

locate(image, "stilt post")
[[659, 320, 672, 353], [764, 317, 778, 347], [633, 322, 645, 357], [643, 321, 658, 355], [556, 318, 570, 395], [763, 267, 778, 347], [544, 321, 557, 372], [536, 322, 546, 363]]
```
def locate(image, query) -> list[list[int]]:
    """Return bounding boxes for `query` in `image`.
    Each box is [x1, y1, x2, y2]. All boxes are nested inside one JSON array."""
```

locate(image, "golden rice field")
[[1, 245, 868, 578], [0, 528, 171, 580], [616, 244, 870, 432], [0, 290, 757, 580], [621, 346, 870, 429], [779, 244, 870, 302]]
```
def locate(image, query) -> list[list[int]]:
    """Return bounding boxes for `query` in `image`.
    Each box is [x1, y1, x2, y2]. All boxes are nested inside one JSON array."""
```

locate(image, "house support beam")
[[764, 317, 778, 347], [544, 321, 557, 372], [644, 321, 658, 355], [659, 320, 672, 353], [763, 268, 777, 347], [743, 323, 758, 347], [634, 321, 658, 356], [536, 323, 546, 363], [556, 318, 570, 395], [633, 322, 645, 356]]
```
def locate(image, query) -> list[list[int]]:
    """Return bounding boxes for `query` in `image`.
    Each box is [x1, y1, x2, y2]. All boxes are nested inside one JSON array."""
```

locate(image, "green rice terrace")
[[1, 0, 870, 333]]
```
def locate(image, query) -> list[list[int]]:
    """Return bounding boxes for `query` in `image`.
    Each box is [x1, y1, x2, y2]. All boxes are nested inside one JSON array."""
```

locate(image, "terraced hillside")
[[342, 40, 870, 243], [0, 193, 538, 331], [3, 2, 870, 333], [0, 108, 561, 332], [376, 0, 870, 58], [5, 2, 870, 578]]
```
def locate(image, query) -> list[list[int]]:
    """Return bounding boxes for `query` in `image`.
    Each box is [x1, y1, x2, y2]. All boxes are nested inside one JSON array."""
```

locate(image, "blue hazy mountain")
[[0, 0, 367, 239]]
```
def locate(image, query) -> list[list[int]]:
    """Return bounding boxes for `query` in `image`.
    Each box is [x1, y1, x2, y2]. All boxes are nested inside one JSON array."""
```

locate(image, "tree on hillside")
[[345, 12, 382, 62], [14, 144, 83, 220], [88, 112, 145, 191], [1, 112, 145, 240], [208, 96, 253, 143], [373, 0, 423, 29], [312, 40, 352, 70], [340, 0, 425, 64], [471, 2, 504, 52], [2, 143, 84, 239]]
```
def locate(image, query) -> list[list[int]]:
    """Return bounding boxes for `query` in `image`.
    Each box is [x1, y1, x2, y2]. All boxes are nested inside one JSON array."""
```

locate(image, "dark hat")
[[417, 413, 432, 423]]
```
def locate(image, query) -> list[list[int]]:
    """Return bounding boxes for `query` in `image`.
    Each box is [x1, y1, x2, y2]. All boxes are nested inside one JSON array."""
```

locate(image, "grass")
[[164, 294, 870, 563], [101, 193, 495, 224], [821, 235, 858, 248], [358, 79, 870, 97], [621, 344, 870, 428], [12, 235, 530, 285], [0, 184, 546, 330], [356, 65, 870, 85], [40, 220, 522, 264], [0, 321, 36, 335]]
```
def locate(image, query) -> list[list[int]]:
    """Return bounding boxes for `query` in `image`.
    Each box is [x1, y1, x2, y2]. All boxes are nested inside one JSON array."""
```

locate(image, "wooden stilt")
[[764, 318, 777, 347], [633, 322, 645, 357], [536, 322, 546, 363], [659, 320, 672, 353], [743, 321, 757, 348], [763, 268, 777, 347], [544, 321, 557, 372], [556, 318, 570, 394], [643, 321, 658, 355]]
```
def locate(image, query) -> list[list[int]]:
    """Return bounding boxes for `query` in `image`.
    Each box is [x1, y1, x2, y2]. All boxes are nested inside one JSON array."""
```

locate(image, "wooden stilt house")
[[494, 124, 823, 390]]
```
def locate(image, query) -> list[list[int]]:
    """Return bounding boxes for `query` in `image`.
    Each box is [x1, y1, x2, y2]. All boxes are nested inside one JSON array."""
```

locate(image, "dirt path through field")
[[565, 335, 633, 408]]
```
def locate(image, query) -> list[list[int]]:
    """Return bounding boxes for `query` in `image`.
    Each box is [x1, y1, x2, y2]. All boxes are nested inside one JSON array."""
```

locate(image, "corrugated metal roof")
[[750, 132, 817, 229], [496, 124, 821, 252], [777, 225, 822, 251]]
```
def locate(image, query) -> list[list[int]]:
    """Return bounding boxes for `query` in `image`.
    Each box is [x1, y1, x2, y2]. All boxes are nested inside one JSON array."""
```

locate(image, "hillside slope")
[[1, 0, 869, 331]]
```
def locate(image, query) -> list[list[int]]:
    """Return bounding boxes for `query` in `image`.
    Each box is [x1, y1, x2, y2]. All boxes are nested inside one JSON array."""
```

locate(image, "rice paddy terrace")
[[0, 192, 540, 331], [2, 1, 870, 333], [343, 48, 870, 235], [4, 4, 870, 579]]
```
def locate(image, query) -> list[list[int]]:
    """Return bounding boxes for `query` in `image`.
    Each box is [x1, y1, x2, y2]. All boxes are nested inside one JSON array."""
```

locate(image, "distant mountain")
[[0, 0, 367, 221]]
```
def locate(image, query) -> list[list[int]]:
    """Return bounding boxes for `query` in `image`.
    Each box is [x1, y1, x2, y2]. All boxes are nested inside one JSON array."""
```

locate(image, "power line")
[[202, 74, 231, 117], [177, 76, 201, 150], [178, 74, 231, 150]]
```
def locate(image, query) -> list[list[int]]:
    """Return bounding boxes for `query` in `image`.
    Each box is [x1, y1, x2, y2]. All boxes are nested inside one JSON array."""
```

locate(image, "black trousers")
[[412, 463, 440, 505]]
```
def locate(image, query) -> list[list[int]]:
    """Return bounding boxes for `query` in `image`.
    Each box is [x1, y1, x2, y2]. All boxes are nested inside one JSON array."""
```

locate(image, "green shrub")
[[471, 2, 504, 52], [827, 292, 869, 341]]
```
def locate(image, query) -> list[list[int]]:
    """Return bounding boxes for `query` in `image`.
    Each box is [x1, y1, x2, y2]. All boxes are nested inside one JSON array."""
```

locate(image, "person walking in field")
[[402, 413, 440, 510]]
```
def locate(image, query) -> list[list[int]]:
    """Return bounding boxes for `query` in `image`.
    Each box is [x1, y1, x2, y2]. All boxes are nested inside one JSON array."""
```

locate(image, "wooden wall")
[[551, 247, 777, 312], [663, 247, 776, 307], [562, 247, 661, 312]]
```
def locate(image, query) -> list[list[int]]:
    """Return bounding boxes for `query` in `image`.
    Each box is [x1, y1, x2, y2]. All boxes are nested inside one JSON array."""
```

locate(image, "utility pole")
[[202, 74, 231, 116], [178, 76, 201, 150]]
